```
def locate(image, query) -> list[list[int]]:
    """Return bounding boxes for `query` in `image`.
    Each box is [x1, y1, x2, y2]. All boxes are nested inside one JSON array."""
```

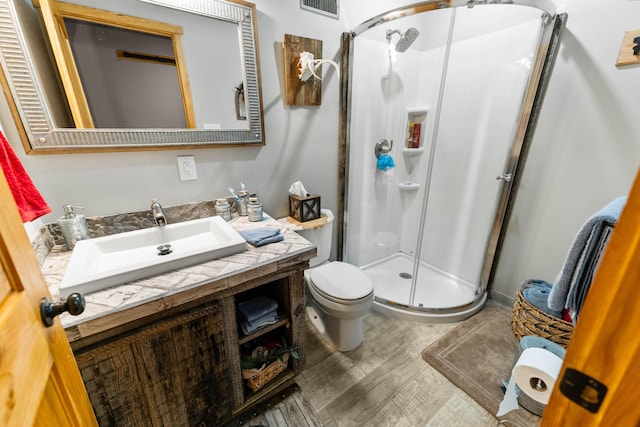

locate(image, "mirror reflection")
[[58, 3, 195, 129], [0, 0, 263, 152]]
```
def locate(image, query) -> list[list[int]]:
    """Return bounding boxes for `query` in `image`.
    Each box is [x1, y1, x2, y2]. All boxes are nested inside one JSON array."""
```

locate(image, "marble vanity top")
[[41, 214, 315, 338]]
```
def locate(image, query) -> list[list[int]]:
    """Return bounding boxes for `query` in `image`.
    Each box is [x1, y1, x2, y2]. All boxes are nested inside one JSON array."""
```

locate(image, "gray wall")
[[2, 0, 639, 306]]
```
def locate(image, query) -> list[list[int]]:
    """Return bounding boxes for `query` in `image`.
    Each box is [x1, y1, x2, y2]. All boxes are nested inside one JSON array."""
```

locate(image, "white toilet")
[[296, 209, 374, 352]]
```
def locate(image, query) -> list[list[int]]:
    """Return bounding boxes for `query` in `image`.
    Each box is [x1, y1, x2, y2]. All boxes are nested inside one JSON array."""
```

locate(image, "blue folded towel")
[[548, 196, 626, 312], [237, 296, 278, 323], [239, 227, 283, 247], [239, 310, 279, 335], [521, 280, 561, 318]]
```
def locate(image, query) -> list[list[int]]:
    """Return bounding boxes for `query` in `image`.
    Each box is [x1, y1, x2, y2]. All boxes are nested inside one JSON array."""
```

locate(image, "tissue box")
[[289, 194, 321, 222]]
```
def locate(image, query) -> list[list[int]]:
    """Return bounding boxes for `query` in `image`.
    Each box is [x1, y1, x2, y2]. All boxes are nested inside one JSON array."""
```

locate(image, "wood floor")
[[231, 302, 514, 426]]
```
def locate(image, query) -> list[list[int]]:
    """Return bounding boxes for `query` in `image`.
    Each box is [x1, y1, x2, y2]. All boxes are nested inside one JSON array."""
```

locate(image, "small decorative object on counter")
[[215, 198, 232, 221], [237, 190, 249, 216], [57, 204, 88, 250], [247, 195, 263, 222]]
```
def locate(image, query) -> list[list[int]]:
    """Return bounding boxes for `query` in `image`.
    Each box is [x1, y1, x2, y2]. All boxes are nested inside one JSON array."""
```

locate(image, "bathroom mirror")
[[0, 0, 264, 152]]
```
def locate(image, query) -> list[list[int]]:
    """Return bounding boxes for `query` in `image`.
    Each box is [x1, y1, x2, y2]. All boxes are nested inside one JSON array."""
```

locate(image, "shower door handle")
[[496, 173, 512, 182]]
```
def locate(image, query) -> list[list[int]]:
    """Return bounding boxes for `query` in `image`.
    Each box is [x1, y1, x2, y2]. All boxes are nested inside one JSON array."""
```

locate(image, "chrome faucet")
[[151, 199, 167, 227]]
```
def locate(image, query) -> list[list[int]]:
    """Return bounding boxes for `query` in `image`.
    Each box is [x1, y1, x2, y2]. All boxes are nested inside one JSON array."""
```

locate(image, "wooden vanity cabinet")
[[67, 259, 308, 426], [74, 301, 232, 426]]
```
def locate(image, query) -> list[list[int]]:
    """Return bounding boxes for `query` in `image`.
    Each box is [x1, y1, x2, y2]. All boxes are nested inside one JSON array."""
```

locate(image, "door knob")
[[40, 293, 86, 327]]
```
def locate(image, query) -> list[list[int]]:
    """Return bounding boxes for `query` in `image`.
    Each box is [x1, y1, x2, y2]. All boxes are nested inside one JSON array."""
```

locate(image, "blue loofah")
[[377, 153, 395, 171]]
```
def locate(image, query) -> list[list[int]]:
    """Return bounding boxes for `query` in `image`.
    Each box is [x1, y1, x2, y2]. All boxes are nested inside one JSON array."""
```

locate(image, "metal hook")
[[374, 139, 393, 158]]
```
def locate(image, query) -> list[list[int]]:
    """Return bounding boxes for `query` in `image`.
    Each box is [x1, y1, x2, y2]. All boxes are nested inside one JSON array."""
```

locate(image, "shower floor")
[[360, 252, 485, 323]]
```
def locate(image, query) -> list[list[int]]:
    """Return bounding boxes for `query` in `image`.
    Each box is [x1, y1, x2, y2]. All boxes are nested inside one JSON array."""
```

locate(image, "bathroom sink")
[[59, 216, 247, 297]]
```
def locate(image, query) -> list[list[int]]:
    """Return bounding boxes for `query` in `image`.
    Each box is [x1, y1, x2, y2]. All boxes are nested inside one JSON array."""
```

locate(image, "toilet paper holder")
[[559, 367, 608, 414]]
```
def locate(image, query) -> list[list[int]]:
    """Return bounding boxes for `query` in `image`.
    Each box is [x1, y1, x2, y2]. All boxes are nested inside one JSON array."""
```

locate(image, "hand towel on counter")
[[239, 227, 283, 247], [548, 196, 625, 315], [237, 296, 278, 323], [0, 131, 51, 222]]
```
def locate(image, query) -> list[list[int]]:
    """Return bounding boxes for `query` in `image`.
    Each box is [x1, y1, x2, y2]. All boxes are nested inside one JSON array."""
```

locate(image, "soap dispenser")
[[57, 205, 88, 250]]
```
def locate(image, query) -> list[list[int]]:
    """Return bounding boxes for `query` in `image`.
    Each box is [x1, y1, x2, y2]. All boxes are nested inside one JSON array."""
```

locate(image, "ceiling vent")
[[300, 0, 339, 19]]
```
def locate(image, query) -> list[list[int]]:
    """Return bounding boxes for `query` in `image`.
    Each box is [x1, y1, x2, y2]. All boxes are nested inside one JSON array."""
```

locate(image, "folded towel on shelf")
[[521, 279, 561, 318], [239, 310, 279, 335], [0, 131, 51, 222], [548, 196, 626, 313], [239, 227, 283, 247], [237, 296, 278, 323]]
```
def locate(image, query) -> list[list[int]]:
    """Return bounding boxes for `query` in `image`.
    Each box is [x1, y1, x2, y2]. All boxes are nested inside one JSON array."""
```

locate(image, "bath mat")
[[422, 304, 541, 426]]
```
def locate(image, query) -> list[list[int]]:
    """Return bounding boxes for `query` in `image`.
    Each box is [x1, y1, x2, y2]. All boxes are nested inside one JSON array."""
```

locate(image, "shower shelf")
[[399, 182, 420, 191], [402, 147, 424, 156], [405, 108, 428, 150]]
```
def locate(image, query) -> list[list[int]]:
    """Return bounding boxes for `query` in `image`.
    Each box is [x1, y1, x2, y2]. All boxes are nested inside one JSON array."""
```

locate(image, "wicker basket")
[[242, 353, 289, 393], [511, 289, 574, 348]]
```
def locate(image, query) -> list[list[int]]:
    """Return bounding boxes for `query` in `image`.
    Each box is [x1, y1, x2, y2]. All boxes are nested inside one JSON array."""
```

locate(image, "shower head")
[[396, 28, 420, 52], [386, 28, 420, 53]]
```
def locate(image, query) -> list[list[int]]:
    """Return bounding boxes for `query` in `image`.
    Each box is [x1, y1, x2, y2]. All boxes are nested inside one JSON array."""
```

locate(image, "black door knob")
[[40, 293, 86, 327]]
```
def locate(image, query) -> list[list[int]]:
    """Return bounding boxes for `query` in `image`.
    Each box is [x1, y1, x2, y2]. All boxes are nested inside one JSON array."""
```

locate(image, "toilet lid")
[[309, 261, 373, 301]]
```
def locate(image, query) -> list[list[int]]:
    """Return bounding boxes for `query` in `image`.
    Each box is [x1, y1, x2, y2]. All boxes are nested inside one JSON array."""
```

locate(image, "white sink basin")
[[59, 216, 247, 297]]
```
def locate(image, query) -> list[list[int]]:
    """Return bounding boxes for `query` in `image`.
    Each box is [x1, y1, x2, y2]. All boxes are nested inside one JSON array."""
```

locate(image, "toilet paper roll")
[[516, 336, 566, 415], [513, 347, 563, 405]]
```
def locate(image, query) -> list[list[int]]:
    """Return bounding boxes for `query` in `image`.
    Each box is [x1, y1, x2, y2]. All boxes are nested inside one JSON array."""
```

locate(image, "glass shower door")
[[408, 6, 544, 310], [344, 5, 551, 316], [344, 9, 453, 309]]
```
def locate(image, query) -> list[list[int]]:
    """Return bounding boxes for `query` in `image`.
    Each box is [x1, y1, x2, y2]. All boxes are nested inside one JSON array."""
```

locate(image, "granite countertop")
[[41, 213, 316, 337]]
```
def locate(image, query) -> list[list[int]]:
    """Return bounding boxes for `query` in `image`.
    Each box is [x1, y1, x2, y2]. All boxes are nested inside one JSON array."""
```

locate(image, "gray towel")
[[239, 227, 283, 247], [548, 197, 625, 312], [237, 296, 278, 323], [566, 223, 613, 323], [521, 279, 561, 318], [239, 310, 279, 335]]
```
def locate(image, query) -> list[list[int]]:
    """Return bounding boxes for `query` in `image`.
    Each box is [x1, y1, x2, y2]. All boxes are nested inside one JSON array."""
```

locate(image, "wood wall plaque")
[[283, 34, 323, 106], [616, 29, 640, 67]]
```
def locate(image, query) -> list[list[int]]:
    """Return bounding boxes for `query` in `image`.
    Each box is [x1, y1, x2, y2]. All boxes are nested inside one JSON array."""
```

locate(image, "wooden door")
[[543, 167, 640, 424], [0, 171, 96, 425]]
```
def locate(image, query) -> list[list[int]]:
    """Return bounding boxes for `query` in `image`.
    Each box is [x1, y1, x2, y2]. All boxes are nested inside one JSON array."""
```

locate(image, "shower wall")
[[346, 7, 543, 288], [345, 33, 446, 267]]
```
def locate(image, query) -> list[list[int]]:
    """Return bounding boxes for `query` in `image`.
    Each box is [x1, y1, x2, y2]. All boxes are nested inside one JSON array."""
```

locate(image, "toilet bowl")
[[304, 261, 373, 351], [294, 209, 374, 352]]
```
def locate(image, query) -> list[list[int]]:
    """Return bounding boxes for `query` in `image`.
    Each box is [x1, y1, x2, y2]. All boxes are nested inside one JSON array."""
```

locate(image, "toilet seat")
[[308, 261, 373, 305]]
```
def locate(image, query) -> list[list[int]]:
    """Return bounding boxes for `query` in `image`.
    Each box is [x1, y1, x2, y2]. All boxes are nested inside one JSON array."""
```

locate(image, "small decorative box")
[[288, 194, 321, 222]]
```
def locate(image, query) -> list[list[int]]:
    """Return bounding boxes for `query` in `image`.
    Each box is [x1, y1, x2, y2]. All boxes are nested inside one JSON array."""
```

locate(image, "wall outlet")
[[177, 155, 198, 181]]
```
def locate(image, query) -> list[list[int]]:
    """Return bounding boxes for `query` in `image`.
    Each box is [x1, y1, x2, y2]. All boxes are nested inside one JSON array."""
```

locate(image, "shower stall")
[[338, 1, 565, 322]]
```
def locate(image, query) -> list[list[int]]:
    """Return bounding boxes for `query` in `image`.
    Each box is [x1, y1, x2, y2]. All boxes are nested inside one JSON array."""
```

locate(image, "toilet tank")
[[296, 209, 334, 268]]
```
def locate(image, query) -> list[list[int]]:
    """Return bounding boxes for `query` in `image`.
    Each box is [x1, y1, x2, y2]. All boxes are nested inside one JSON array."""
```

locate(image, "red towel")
[[0, 131, 51, 222]]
